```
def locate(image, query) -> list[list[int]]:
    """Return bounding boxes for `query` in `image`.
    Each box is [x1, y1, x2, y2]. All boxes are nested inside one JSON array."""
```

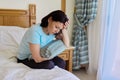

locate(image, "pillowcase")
[[40, 40, 67, 59], [0, 26, 28, 48]]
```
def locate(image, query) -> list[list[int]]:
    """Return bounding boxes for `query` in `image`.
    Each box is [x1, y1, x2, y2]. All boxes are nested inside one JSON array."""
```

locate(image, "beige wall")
[[66, 0, 75, 41], [0, 0, 74, 41]]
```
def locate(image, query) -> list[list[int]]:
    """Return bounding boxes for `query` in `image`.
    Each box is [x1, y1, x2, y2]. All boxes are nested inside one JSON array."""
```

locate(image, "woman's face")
[[47, 18, 64, 34]]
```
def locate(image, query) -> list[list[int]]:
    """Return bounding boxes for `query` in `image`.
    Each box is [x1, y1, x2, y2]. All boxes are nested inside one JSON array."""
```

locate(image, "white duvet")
[[0, 47, 80, 80]]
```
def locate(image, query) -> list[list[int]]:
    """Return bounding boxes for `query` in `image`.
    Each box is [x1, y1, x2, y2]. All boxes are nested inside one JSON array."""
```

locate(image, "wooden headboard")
[[0, 4, 36, 28]]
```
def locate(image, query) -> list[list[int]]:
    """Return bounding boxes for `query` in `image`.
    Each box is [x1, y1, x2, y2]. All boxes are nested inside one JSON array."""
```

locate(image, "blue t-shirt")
[[17, 24, 55, 60]]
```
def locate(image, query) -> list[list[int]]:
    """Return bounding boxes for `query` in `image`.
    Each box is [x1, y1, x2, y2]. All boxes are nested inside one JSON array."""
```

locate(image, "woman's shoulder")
[[31, 23, 41, 28], [30, 23, 42, 31]]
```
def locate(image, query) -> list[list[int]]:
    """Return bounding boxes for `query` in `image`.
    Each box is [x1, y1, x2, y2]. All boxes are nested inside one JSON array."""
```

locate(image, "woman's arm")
[[29, 43, 47, 63], [61, 29, 70, 47], [55, 21, 70, 47], [55, 29, 70, 47]]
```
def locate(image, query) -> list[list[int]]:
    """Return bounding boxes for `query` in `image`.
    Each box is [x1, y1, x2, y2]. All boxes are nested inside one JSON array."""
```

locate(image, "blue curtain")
[[72, 0, 98, 70]]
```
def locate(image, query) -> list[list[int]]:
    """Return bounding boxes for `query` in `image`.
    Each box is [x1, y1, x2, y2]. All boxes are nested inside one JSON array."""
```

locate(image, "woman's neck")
[[42, 27, 49, 35]]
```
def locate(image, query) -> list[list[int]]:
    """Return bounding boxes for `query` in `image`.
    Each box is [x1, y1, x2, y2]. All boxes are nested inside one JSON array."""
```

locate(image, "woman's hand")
[[63, 21, 69, 29], [36, 56, 48, 63]]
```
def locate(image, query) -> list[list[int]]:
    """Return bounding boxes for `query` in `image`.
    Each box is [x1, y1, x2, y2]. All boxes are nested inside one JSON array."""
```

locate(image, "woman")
[[17, 10, 69, 69]]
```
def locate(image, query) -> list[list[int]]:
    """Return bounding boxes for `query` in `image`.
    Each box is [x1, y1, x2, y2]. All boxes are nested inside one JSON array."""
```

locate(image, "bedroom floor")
[[72, 68, 96, 80]]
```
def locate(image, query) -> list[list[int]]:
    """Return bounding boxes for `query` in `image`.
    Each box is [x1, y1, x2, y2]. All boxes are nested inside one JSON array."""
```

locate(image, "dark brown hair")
[[40, 10, 68, 27]]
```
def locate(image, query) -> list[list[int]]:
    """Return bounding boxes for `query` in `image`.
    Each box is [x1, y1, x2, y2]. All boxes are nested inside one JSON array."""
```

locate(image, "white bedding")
[[0, 46, 80, 80], [0, 26, 80, 80]]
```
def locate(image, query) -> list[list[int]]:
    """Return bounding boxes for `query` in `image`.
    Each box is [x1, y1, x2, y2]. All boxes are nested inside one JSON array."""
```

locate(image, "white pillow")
[[0, 26, 28, 48]]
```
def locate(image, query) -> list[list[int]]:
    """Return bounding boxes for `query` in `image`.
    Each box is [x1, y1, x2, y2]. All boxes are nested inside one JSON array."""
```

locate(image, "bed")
[[0, 4, 80, 80]]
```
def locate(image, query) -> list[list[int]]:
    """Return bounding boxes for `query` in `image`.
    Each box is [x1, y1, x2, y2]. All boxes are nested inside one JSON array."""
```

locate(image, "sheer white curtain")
[[97, 0, 120, 80], [112, 26, 120, 79], [87, 0, 103, 74]]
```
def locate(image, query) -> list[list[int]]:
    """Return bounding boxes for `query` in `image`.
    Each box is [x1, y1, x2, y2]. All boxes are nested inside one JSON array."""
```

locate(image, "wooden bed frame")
[[0, 0, 66, 28], [0, 4, 36, 28]]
